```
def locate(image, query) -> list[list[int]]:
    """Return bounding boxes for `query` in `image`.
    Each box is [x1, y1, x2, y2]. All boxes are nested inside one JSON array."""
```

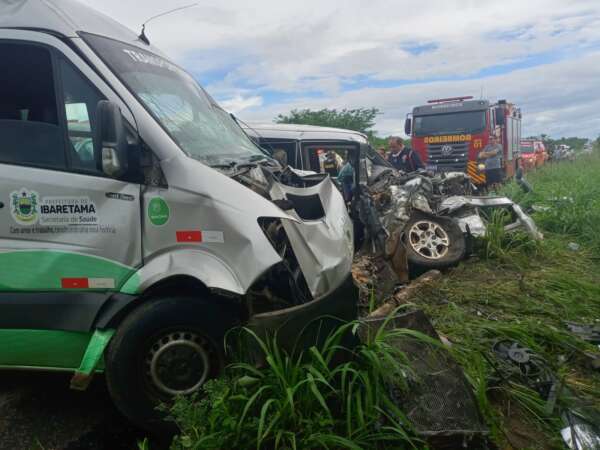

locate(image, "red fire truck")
[[404, 96, 522, 185]]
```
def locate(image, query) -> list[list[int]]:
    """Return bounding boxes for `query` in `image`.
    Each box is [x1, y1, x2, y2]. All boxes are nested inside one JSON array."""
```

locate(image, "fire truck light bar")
[[427, 96, 474, 103]]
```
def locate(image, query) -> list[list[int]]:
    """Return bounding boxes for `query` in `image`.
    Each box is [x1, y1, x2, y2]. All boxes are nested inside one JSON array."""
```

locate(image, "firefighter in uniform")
[[322, 150, 340, 177]]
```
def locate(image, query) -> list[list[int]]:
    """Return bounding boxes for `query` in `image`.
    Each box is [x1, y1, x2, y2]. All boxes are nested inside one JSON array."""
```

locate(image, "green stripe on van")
[[0, 250, 136, 291], [0, 329, 94, 369]]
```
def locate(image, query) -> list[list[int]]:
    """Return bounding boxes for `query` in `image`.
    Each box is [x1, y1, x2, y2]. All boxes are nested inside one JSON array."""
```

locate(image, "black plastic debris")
[[360, 310, 488, 449], [490, 339, 600, 448], [565, 322, 600, 345], [491, 340, 556, 401]]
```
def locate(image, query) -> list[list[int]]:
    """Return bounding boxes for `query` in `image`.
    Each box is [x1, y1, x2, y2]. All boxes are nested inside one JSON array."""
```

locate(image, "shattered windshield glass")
[[413, 110, 486, 136], [82, 34, 263, 166]]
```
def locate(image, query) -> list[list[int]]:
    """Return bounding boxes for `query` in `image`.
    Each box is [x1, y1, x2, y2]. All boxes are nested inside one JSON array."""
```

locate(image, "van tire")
[[404, 212, 466, 270], [105, 296, 234, 434]]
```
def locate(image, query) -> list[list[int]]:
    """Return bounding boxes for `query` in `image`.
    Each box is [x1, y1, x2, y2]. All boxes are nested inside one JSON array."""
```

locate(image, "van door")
[[0, 39, 142, 331]]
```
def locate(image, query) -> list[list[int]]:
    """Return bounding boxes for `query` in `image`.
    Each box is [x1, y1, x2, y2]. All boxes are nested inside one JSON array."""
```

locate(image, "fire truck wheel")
[[105, 296, 234, 434], [404, 212, 466, 269]]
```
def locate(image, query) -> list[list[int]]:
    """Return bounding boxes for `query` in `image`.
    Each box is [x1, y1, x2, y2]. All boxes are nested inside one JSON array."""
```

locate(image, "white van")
[[0, 0, 356, 429]]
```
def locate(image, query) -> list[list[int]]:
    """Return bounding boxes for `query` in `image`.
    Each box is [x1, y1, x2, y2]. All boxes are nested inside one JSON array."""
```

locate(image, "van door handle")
[[0, 202, 4, 209]]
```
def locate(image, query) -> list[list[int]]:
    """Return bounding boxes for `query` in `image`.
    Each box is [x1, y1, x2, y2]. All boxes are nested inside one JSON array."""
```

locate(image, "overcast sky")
[[82, 0, 600, 138]]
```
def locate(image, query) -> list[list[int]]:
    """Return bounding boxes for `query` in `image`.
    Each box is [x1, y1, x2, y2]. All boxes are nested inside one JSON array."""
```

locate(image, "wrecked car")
[[0, 0, 357, 431], [243, 124, 471, 270], [243, 123, 541, 280]]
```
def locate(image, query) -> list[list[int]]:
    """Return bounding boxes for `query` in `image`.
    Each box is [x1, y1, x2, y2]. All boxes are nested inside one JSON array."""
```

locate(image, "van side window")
[[0, 43, 66, 168], [58, 57, 105, 172]]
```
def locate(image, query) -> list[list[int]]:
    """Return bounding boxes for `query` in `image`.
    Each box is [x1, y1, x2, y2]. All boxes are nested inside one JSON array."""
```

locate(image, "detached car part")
[[439, 196, 543, 240], [360, 310, 488, 448]]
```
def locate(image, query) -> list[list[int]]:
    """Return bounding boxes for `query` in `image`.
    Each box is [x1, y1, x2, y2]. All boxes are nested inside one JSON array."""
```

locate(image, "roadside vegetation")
[[413, 152, 600, 448], [166, 324, 425, 450], [161, 152, 600, 450]]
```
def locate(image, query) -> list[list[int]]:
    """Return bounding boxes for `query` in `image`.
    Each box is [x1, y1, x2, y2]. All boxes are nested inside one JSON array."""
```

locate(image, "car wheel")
[[105, 296, 236, 433], [404, 212, 466, 270]]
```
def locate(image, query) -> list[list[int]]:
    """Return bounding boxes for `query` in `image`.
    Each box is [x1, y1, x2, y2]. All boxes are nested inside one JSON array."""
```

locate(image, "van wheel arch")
[[94, 275, 244, 330]]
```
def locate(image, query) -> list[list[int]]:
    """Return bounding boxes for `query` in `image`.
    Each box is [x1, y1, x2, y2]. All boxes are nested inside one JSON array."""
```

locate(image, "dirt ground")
[[0, 371, 146, 450]]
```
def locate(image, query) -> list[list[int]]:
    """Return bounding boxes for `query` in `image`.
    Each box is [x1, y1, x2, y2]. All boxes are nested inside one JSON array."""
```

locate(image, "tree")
[[275, 108, 380, 138]]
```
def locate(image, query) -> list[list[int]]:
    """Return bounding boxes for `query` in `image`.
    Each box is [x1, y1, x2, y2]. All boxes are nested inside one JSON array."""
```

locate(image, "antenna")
[[138, 3, 198, 45]]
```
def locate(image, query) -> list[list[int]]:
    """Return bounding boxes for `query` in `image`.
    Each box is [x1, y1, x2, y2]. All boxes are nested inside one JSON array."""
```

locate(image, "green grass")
[[501, 154, 600, 253], [167, 321, 430, 450], [165, 153, 600, 450], [411, 153, 600, 448]]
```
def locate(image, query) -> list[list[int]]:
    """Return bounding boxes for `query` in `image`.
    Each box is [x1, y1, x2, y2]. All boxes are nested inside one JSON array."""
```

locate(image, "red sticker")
[[176, 230, 202, 242], [62, 278, 90, 289]]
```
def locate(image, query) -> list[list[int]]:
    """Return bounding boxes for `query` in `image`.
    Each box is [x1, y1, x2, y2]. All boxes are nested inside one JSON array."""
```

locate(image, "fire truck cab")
[[405, 96, 522, 186]]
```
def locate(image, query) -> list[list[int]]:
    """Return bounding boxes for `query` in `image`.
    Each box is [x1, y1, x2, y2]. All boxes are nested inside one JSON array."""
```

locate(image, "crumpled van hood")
[[155, 154, 353, 299]]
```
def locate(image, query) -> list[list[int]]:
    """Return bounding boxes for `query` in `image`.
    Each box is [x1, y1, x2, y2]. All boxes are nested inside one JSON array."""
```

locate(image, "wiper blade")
[[235, 162, 258, 170], [244, 154, 274, 163], [209, 162, 236, 169]]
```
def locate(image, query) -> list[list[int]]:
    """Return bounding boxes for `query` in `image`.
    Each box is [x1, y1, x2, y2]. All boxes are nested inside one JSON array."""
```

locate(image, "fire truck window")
[[0, 42, 66, 169], [413, 111, 486, 136]]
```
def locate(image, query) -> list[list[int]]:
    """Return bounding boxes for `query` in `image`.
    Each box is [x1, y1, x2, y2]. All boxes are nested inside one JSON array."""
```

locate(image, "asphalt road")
[[0, 371, 146, 450]]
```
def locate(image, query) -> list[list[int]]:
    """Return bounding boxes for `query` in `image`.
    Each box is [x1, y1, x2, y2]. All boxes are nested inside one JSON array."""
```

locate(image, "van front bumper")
[[246, 274, 358, 352]]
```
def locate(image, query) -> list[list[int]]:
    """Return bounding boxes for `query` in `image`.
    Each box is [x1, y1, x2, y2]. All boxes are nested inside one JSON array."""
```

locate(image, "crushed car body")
[[242, 123, 541, 281]]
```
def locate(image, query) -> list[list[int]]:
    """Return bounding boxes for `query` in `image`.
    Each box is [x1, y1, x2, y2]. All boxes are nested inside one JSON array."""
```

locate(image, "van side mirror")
[[404, 118, 412, 135], [96, 100, 128, 177], [494, 108, 505, 126]]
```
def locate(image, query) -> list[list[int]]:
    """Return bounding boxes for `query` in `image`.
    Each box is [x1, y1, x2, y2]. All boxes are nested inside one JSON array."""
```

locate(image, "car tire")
[[105, 296, 235, 433], [403, 212, 466, 270]]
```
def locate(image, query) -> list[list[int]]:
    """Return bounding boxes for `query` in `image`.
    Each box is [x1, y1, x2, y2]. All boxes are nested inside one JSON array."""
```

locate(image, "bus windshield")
[[413, 110, 486, 136]]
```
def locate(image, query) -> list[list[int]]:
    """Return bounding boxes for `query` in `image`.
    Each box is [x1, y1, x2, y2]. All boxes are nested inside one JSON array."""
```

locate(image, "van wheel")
[[404, 212, 466, 270], [105, 296, 234, 433]]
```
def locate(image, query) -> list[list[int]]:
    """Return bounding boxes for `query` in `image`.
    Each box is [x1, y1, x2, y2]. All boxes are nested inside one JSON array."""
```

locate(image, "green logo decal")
[[148, 197, 170, 226], [10, 188, 39, 225]]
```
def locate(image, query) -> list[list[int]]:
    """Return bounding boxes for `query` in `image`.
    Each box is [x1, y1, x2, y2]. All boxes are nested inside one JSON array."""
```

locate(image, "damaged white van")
[[0, 0, 357, 429]]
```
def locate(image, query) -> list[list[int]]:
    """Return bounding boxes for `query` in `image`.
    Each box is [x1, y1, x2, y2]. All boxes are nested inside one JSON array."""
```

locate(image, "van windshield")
[[81, 34, 263, 166]]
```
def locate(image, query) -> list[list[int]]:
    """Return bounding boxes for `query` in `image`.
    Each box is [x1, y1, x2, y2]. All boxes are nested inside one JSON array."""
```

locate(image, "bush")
[[167, 321, 429, 450]]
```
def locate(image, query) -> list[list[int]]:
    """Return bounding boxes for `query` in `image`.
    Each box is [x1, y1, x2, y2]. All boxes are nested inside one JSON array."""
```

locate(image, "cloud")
[[220, 94, 263, 113], [237, 50, 600, 138], [80, 0, 600, 138]]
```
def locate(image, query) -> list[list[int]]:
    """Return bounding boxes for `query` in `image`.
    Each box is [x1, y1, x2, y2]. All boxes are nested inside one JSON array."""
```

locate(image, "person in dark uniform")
[[478, 135, 504, 189], [322, 150, 340, 177], [338, 157, 355, 202], [387, 137, 423, 172]]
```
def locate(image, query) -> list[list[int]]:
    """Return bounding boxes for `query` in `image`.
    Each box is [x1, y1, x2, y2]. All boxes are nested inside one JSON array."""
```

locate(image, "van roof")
[[241, 122, 369, 144], [0, 0, 164, 54]]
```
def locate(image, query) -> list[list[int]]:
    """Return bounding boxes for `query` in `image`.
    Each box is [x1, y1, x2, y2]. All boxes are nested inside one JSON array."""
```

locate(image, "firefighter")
[[387, 137, 423, 172], [478, 135, 504, 189], [322, 150, 340, 177]]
